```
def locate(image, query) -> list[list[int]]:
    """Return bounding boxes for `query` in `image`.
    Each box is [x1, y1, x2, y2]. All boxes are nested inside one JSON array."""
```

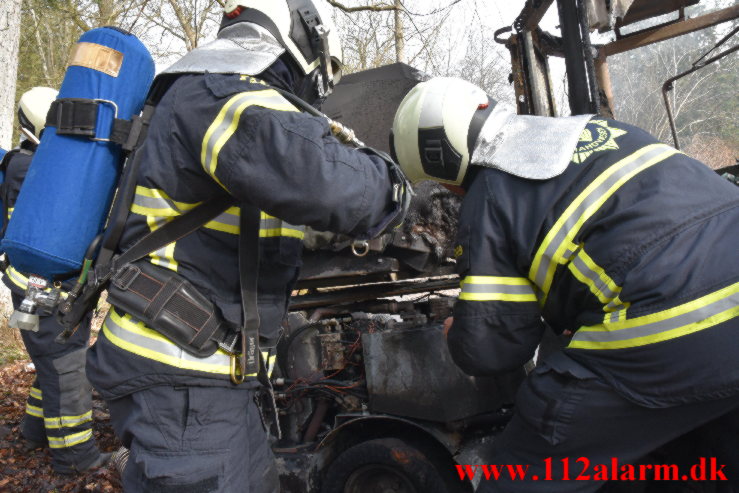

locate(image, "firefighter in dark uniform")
[[392, 77, 739, 492], [1, 87, 109, 474], [85, 1, 410, 491]]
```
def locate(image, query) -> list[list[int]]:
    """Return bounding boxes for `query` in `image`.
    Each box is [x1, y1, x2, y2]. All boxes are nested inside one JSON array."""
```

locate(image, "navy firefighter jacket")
[[1, 140, 43, 295], [88, 72, 397, 398], [448, 118, 739, 407]]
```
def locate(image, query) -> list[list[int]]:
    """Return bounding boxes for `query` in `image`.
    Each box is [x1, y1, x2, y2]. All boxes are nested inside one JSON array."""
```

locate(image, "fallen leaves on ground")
[[0, 360, 122, 492]]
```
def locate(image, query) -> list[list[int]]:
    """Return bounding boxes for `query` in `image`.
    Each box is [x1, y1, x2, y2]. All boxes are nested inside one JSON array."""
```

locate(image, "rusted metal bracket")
[[604, 5, 739, 56]]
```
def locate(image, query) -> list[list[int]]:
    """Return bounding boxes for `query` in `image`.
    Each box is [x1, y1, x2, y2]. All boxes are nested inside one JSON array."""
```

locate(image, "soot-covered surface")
[[322, 64, 462, 258]]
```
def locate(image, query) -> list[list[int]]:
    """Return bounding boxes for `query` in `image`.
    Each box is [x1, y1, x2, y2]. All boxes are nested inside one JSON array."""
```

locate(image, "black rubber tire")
[[322, 438, 450, 493]]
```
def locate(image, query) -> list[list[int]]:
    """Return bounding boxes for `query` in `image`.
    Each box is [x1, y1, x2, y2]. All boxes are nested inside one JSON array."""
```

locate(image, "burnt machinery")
[[270, 63, 522, 493], [270, 2, 739, 489]]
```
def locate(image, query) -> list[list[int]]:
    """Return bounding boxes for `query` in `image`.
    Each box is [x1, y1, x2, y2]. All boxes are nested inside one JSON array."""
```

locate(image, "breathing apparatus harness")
[[54, 74, 410, 391]]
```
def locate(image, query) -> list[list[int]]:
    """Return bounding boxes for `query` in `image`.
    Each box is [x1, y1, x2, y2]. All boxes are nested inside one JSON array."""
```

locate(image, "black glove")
[[359, 146, 413, 240]]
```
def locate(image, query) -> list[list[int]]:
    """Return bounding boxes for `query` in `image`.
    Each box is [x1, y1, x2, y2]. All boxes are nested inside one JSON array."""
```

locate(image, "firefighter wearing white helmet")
[[221, 0, 343, 96], [84, 1, 411, 491], [18, 86, 58, 143], [391, 77, 491, 186], [393, 78, 739, 493], [0, 86, 111, 474], [161, 0, 344, 105]]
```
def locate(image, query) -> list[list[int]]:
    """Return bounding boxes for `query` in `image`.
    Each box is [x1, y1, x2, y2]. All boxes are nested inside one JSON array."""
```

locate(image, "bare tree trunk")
[[394, 0, 405, 63], [0, 0, 22, 149]]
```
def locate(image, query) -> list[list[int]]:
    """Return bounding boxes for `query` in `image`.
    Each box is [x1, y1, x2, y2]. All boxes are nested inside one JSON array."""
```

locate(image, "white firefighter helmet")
[[391, 77, 493, 186], [18, 86, 58, 141], [221, 0, 343, 92]]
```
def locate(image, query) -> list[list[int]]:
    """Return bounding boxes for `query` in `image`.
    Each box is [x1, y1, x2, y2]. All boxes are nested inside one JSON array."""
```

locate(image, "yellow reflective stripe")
[[131, 188, 302, 240], [260, 227, 305, 239], [29, 387, 42, 400], [6, 265, 30, 290], [262, 351, 277, 378], [144, 214, 178, 272], [44, 411, 93, 429], [7, 207, 14, 220], [4, 266, 68, 298], [102, 309, 250, 376], [459, 276, 538, 302], [136, 186, 199, 211], [260, 212, 305, 239], [206, 206, 240, 234], [26, 404, 44, 418], [462, 276, 532, 285], [131, 186, 200, 217], [201, 90, 297, 189], [529, 144, 678, 303], [569, 281, 739, 350], [48, 429, 93, 449], [566, 247, 630, 322]]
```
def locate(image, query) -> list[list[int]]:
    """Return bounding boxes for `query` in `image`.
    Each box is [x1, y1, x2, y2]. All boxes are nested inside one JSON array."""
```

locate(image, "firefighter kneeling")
[[392, 77, 739, 492]]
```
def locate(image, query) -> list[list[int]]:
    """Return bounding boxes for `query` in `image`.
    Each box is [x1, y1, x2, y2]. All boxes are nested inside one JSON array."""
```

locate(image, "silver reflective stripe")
[[202, 91, 291, 177], [29, 387, 42, 400], [26, 404, 44, 418], [261, 217, 285, 230], [203, 93, 251, 172], [135, 194, 181, 213], [132, 188, 199, 215], [531, 144, 675, 292], [103, 310, 232, 374], [572, 291, 739, 345], [462, 283, 535, 295], [570, 253, 626, 311], [150, 245, 177, 270], [261, 216, 304, 231], [48, 429, 93, 449], [214, 209, 240, 228], [45, 411, 93, 429]]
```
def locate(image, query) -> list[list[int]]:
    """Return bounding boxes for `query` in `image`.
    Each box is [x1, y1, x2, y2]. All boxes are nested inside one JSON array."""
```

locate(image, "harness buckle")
[[111, 263, 141, 291]]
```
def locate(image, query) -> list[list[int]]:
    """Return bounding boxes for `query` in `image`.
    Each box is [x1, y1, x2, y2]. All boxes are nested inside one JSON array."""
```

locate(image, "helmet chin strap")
[[20, 127, 40, 146], [312, 24, 334, 96]]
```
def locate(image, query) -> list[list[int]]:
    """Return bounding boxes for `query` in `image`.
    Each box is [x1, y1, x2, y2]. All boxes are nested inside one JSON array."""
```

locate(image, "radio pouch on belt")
[[107, 260, 237, 358]]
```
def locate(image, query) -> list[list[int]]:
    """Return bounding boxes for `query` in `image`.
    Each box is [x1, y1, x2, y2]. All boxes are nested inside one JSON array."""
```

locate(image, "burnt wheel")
[[322, 438, 449, 493]]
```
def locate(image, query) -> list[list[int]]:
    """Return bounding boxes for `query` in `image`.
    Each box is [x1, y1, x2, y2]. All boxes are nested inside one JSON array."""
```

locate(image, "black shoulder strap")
[[112, 195, 233, 270], [96, 75, 181, 269], [57, 194, 233, 334], [0, 149, 22, 237]]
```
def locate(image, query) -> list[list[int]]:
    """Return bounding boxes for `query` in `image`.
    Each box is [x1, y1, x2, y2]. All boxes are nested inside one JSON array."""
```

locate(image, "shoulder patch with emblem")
[[572, 119, 628, 164], [454, 245, 464, 258]]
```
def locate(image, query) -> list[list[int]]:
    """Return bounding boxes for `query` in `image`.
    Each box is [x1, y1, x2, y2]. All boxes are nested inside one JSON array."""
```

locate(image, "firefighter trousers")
[[479, 352, 739, 493], [15, 293, 101, 473], [107, 385, 280, 493]]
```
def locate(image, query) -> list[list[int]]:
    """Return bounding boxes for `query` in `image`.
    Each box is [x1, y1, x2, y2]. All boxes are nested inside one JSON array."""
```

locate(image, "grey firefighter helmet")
[[392, 77, 594, 185], [220, 0, 343, 97], [18, 86, 58, 142]]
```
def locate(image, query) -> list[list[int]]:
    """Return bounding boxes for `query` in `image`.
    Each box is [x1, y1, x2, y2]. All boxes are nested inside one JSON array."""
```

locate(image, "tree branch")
[[326, 1, 398, 13]]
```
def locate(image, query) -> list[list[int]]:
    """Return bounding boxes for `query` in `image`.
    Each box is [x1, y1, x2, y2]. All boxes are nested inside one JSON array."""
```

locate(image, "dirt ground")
[[0, 360, 122, 492]]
